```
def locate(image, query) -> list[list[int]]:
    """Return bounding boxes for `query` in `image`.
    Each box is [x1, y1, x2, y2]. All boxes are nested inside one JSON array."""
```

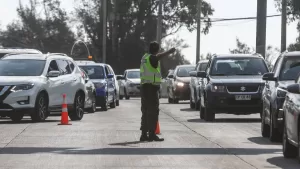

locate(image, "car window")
[[199, 63, 208, 71], [104, 66, 110, 76], [0, 59, 46, 76], [80, 68, 88, 79], [279, 56, 300, 81], [67, 60, 75, 72], [0, 53, 9, 59], [127, 71, 140, 79], [176, 66, 195, 77], [210, 58, 268, 76], [79, 65, 105, 79], [48, 60, 59, 73], [56, 60, 72, 75]]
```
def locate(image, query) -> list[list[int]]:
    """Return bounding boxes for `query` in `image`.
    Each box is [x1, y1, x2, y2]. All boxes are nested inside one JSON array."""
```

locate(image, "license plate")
[[235, 95, 251, 100]]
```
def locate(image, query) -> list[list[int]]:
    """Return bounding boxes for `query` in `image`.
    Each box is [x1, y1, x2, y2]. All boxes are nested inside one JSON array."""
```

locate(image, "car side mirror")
[[262, 72, 276, 81], [287, 84, 300, 94], [167, 74, 174, 78], [116, 76, 124, 80], [85, 78, 89, 83], [107, 74, 114, 78], [189, 71, 197, 77], [47, 70, 60, 77], [197, 71, 207, 78]]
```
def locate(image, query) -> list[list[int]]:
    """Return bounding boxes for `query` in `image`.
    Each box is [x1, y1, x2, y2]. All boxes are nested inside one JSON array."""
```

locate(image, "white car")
[[119, 69, 140, 100], [0, 53, 87, 122]]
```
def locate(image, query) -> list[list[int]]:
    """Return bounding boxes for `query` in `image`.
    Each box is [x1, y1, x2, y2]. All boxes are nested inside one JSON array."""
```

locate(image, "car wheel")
[[261, 108, 270, 137], [190, 95, 195, 109], [282, 119, 297, 158], [168, 97, 173, 103], [110, 93, 116, 108], [124, 88, 130, 100], [204, 102, 215, 121], [298, 130, 300, 163], [199, 103, 205, 120], [116, 99, 120, 106], [69, 92, 85, 121], [31, 92, 48, 122], [269, 112, 281, 142], [195, 91, 200, 110], [10, 112, 24, 123], [119, 95, 124, 100]]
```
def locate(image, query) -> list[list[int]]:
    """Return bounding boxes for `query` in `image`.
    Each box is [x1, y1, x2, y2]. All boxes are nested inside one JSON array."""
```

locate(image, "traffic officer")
[[140, 41, 176, 142]]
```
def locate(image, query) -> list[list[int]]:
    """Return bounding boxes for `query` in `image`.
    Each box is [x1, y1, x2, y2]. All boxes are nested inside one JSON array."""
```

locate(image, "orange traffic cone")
[[58, 94, 71, 125], [155, 121, 160, 134]]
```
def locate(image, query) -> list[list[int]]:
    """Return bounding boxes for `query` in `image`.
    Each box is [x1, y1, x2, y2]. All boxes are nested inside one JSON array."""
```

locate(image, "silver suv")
[[0, 53, 87, 122]]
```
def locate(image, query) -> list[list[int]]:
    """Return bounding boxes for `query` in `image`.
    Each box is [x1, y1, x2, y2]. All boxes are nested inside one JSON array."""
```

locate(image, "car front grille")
[[227, 85, 259, 92]]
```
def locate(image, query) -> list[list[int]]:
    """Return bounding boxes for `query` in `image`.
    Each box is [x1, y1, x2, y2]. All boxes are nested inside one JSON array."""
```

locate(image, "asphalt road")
[[0, 98, 299, 169]]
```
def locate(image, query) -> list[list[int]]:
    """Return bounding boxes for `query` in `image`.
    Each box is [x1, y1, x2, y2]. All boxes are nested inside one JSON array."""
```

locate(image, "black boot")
[[140, 132, 148, 141], [148, 131, 164, 142]]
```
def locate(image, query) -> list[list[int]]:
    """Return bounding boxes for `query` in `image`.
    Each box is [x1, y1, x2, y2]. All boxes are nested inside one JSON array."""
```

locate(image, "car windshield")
[[177, 66, 195, 77], [79, 65, 105, 79], [0, 59, 45, 76], [280, 56, 300, 80], [127, 71, 140, 79], [210, 58, 268, 76]]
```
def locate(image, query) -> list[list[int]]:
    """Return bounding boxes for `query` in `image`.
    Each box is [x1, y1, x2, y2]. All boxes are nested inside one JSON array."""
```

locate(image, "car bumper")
[[127, 85, 141, 96], [174, 85, 190, 100], [207, 92, 262, 114], [95, 96, 106, 106]]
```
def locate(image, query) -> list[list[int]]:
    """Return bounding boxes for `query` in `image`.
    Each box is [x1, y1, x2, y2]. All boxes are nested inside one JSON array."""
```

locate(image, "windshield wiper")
[[212, 73, 226, 76], [235, 73, 254, 75]]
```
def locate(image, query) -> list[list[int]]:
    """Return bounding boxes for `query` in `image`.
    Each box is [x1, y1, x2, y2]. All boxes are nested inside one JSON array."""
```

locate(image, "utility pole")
[[196, 0, 202, 63], [156, 0, 163, 45], [102, 0, 107, 63], [256, 0, 267, 58], [281, 0, 287, 52]]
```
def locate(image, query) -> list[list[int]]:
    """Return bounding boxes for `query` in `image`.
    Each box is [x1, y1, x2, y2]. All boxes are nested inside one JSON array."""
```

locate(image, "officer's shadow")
[[109, 141, 148, 147]]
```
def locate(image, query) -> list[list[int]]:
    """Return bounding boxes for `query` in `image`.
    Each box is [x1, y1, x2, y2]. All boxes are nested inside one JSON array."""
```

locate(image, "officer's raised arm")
[[156, 48, 176, 60]]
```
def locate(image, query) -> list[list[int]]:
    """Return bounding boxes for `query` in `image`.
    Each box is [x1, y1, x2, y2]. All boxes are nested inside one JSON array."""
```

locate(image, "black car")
[[281, 81, 300, 161], [198, 54, 268, 121], [261, 51, 300, 142]]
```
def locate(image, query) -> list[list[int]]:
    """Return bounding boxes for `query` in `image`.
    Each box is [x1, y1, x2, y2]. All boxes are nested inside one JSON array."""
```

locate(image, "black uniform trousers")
[[140, 83, 160, 132]]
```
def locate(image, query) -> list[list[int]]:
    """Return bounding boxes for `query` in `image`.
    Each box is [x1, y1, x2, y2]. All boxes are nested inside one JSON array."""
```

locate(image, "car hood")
[[210, 76, 264, 85], [0, 76, 44, 85], [90, 79, 106, 83], [127, 78, 140, 84], [176, 77, 191, 83], [278, 81, 294, 90]]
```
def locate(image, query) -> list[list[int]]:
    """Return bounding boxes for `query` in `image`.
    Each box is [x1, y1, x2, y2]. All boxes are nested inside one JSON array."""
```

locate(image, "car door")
[[46, 59, 65, 107], [200, 59, 212, 107], [56, 59, 74, 105], [104, 65, 114, 102], [197, 62, 208, 101], [108, 65, 118, 97], [190, 63, 199, 101]]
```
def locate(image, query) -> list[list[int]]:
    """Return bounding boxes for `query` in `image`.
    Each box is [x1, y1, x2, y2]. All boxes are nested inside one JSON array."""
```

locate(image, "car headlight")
[[211, 85, 226, 92], [11, 84, 34, 92], [276, 88, 286, 98], [94, 82, 106, 88], [176, 82, 184, 87]]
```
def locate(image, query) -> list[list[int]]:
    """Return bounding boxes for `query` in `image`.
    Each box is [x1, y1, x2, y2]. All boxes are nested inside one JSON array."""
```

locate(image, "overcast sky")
[[0, 0, 299, 64]]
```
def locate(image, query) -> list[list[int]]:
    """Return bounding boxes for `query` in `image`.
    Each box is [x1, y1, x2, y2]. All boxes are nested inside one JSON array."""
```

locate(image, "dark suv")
[[261, 51, 300, 142], [198, 54, 268, 121]]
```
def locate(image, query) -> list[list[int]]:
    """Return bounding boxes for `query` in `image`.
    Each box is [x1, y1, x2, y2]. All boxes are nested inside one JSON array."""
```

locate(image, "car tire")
[[10, 112, 24, 123], [124, 88, 130, 100], [282, 119, 297, 158], [31, 92, 48, 122], [199, 104, 205, 120], [69, 92, 85, 121], [168, 97, 173, 103], [110, 93, 116, 108], [195, 91, 200, 110], [88, 101, 96, 113], [204, 102, 215, 121], [261, 109, 270, 138], [269, 112, 281, 142], [119, 95, 124, 100], [190, 95, 195, 109], [116, 100, 120, 106]]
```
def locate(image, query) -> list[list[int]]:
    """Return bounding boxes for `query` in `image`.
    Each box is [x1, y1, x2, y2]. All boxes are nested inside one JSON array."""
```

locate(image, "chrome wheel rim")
[[76, 95, 84, 118], [38, 96, 46, 119]]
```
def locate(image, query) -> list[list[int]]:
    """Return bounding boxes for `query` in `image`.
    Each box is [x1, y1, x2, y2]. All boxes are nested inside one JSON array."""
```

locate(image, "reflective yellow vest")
[[140, 53, 162, 85]]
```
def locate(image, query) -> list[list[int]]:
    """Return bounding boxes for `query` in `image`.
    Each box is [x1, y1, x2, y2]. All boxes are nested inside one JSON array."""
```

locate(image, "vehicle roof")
[[126, 69, 140, 71], [76, 62, 106, 67], [198, 60, 209, 63], [0, 48, 42, 54], [75, 60, 96, 64], [176, 64, 195, 68], [284, 51, 300, 57], [1, 53, 73, 61], [213, 54, 263, 58]]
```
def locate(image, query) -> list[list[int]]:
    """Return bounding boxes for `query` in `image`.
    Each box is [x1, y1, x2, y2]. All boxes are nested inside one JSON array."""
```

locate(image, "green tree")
[[0, 0, 75, 54], [229, 38, 254, 54], [74, 0, 214, 74]]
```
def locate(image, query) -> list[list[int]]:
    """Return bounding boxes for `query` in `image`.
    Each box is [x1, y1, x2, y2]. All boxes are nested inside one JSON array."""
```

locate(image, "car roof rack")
[[46, 53, 69, 58], [1, 52, 42, 59]]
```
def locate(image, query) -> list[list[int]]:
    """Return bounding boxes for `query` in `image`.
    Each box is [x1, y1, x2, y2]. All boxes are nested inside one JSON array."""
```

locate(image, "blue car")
[[76, 62, 118, 111]]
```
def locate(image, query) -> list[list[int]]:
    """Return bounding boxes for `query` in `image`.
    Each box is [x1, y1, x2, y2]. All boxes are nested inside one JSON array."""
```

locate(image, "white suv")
[[0, 53, 86, 122]]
